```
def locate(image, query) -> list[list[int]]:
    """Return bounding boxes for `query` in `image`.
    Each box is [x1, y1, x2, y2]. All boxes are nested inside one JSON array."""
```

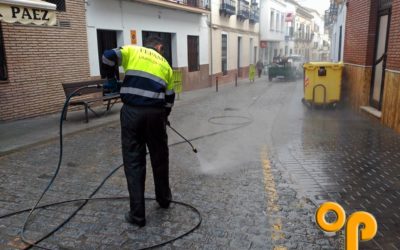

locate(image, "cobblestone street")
[[0, 77, 399, 249]]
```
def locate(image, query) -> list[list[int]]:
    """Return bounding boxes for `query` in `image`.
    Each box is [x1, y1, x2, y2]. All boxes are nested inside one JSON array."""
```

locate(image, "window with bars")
[[0, 24, 7, 81], [44, 0, 66, 11], [187, 36, 199, 72], [270, 11, 274, 30], [275, 13, 279, 31], [221, 34, 227, 75], [379, 0, 392, 10]]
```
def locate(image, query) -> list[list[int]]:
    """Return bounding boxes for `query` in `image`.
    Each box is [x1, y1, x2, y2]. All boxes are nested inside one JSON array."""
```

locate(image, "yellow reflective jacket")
[[105, 45, 175, 108]]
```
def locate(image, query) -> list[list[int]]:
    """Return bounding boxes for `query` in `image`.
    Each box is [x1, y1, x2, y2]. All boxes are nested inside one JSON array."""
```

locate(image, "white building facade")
[[283, 0, 296, 57], [85, 0, 210, 91], [210, 0, 260, 84], [329, 0, 347, 62], [310, 9, 330, 61], [259, 0, 287, 64]]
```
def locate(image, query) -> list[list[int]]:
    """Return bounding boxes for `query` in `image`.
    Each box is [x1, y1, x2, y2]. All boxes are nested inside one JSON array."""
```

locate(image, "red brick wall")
[[0, 0, 90, 121], [344, 0, 378, 65], [387, 0, 400, 70]]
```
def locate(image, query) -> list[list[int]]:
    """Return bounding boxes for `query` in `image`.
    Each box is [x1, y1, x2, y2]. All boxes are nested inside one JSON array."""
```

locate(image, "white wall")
[[209, 0, 259, 74], [260, 0, 286, 42], [259, 0, 290, 63], [85, 0, 209, 76], [211, 0, 259, 31], [310, 11, 324, 61], [331, 3, 346, 62]]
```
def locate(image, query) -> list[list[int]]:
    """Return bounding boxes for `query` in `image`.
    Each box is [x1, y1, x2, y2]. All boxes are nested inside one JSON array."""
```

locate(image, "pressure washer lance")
[[80, 82, 197, 153], [167, 121, 198, 153], [69, 82, 198, 155], [84, 82, 197, 153]]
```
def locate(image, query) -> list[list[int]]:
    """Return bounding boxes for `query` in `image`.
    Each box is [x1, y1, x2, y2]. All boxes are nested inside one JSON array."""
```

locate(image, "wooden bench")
[[62, 79, 120, 123]]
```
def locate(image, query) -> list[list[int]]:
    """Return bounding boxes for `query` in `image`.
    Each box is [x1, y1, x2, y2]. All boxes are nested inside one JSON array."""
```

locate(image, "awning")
[[0, 0, 56, 26]]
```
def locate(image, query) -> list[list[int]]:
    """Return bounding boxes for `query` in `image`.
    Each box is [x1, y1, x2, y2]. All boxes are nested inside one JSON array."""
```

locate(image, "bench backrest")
[[62, 80, 106, 97]]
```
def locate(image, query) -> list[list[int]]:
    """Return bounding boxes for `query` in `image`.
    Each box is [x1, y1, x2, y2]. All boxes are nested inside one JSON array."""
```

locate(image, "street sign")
[[260, 41, 267, 48]]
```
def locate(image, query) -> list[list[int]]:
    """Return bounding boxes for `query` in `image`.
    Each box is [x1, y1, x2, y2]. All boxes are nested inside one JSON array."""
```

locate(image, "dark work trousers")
[[120, 104, 171, 221]]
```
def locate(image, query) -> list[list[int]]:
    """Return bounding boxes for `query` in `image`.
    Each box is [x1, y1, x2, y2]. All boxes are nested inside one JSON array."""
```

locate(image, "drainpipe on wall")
[[209, 1, 213, 87], [209, 4, 214, 86]]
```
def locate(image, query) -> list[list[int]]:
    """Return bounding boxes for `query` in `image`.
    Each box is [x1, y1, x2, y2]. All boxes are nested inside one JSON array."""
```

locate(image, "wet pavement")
[[0, 76, 399, 249], [271, 86, 400, 249]]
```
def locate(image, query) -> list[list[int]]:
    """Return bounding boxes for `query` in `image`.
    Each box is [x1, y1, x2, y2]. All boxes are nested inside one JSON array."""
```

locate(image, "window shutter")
[[187, 36, 199, 72], [0, 24, 7, 81]]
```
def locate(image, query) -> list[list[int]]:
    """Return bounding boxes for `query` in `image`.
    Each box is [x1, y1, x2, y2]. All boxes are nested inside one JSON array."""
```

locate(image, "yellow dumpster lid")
[[303, 61, 344, 69]]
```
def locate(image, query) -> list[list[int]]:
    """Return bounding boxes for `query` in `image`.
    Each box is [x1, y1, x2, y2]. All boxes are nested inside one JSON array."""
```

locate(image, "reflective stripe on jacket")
[[103, 45, 175, 108]]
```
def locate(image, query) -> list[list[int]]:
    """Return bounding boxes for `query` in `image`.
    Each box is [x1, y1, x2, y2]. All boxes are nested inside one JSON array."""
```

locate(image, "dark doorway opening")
[[0, 23, 7, 81], [221, 34, 227, 75], [142, 31, 172, 66], [237, 37, 242, 77], [370, 8, 391, 110], [97, 29, 119, 79]]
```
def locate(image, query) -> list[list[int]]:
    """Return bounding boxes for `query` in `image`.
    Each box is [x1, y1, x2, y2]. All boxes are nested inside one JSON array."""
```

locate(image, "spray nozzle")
[[167, 124, 197, 154]]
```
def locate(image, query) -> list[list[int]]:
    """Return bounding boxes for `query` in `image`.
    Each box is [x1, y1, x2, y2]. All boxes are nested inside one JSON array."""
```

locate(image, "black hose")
[[167, 123, 197, 153], [208, 115, 253, 126], [0, 85, 202, 250], [0, 114, 254, 241], [19, 85, 95, 249], [1, 85, 258, 249], [0, 195, 202, 250]]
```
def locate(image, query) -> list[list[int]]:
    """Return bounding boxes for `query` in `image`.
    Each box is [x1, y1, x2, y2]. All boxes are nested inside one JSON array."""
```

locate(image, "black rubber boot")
[[125, 212, 146, 227]]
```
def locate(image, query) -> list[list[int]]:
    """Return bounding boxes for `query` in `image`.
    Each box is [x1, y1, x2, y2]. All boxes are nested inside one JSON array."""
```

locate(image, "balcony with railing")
[[220, 0, 236, 16], [294, 31, 313, 42], [237, 0, 250, 21], [136, 0, 210, 14], [173, 0, 210, 9], [249, 4, 259, 23], [285, 27, 295, 41], [324, 10, 331, 26], [324, 2, 338, 27]]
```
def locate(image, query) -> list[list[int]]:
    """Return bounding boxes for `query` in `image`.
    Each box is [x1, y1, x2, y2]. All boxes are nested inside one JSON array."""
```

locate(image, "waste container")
[[302, 62, 344, 107]]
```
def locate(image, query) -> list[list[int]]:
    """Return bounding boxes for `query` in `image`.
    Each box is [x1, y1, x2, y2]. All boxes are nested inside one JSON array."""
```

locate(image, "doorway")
[[222, 34, 228, 75], [370, 9, 391, 110], [142, 31, 172, 66], [237, 37, 242, 77], [97, 29, 118, 79], [249, 38, 253, 65], [254, 47, 257, 65]]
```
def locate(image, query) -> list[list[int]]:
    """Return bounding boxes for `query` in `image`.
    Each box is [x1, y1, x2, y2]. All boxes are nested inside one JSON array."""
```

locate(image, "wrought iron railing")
[[293, 32, 313, 42], [220, 0, 236, 16], [324, 0, 341, 27], [44, 0, 66, 11], [169, 0, 210, 10], [329, 2, 338, 16], [237, 0, 250, 20], [249, 6, 259, 23], [324, 9, 335, 26]]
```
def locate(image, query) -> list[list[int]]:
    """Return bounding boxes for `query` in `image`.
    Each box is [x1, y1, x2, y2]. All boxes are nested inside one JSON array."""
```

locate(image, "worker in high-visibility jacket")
[[102, 36, 175, 227]]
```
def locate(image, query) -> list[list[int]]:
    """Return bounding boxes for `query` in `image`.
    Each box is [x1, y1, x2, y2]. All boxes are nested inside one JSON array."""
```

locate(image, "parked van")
[[287, 55, 305, 77]]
